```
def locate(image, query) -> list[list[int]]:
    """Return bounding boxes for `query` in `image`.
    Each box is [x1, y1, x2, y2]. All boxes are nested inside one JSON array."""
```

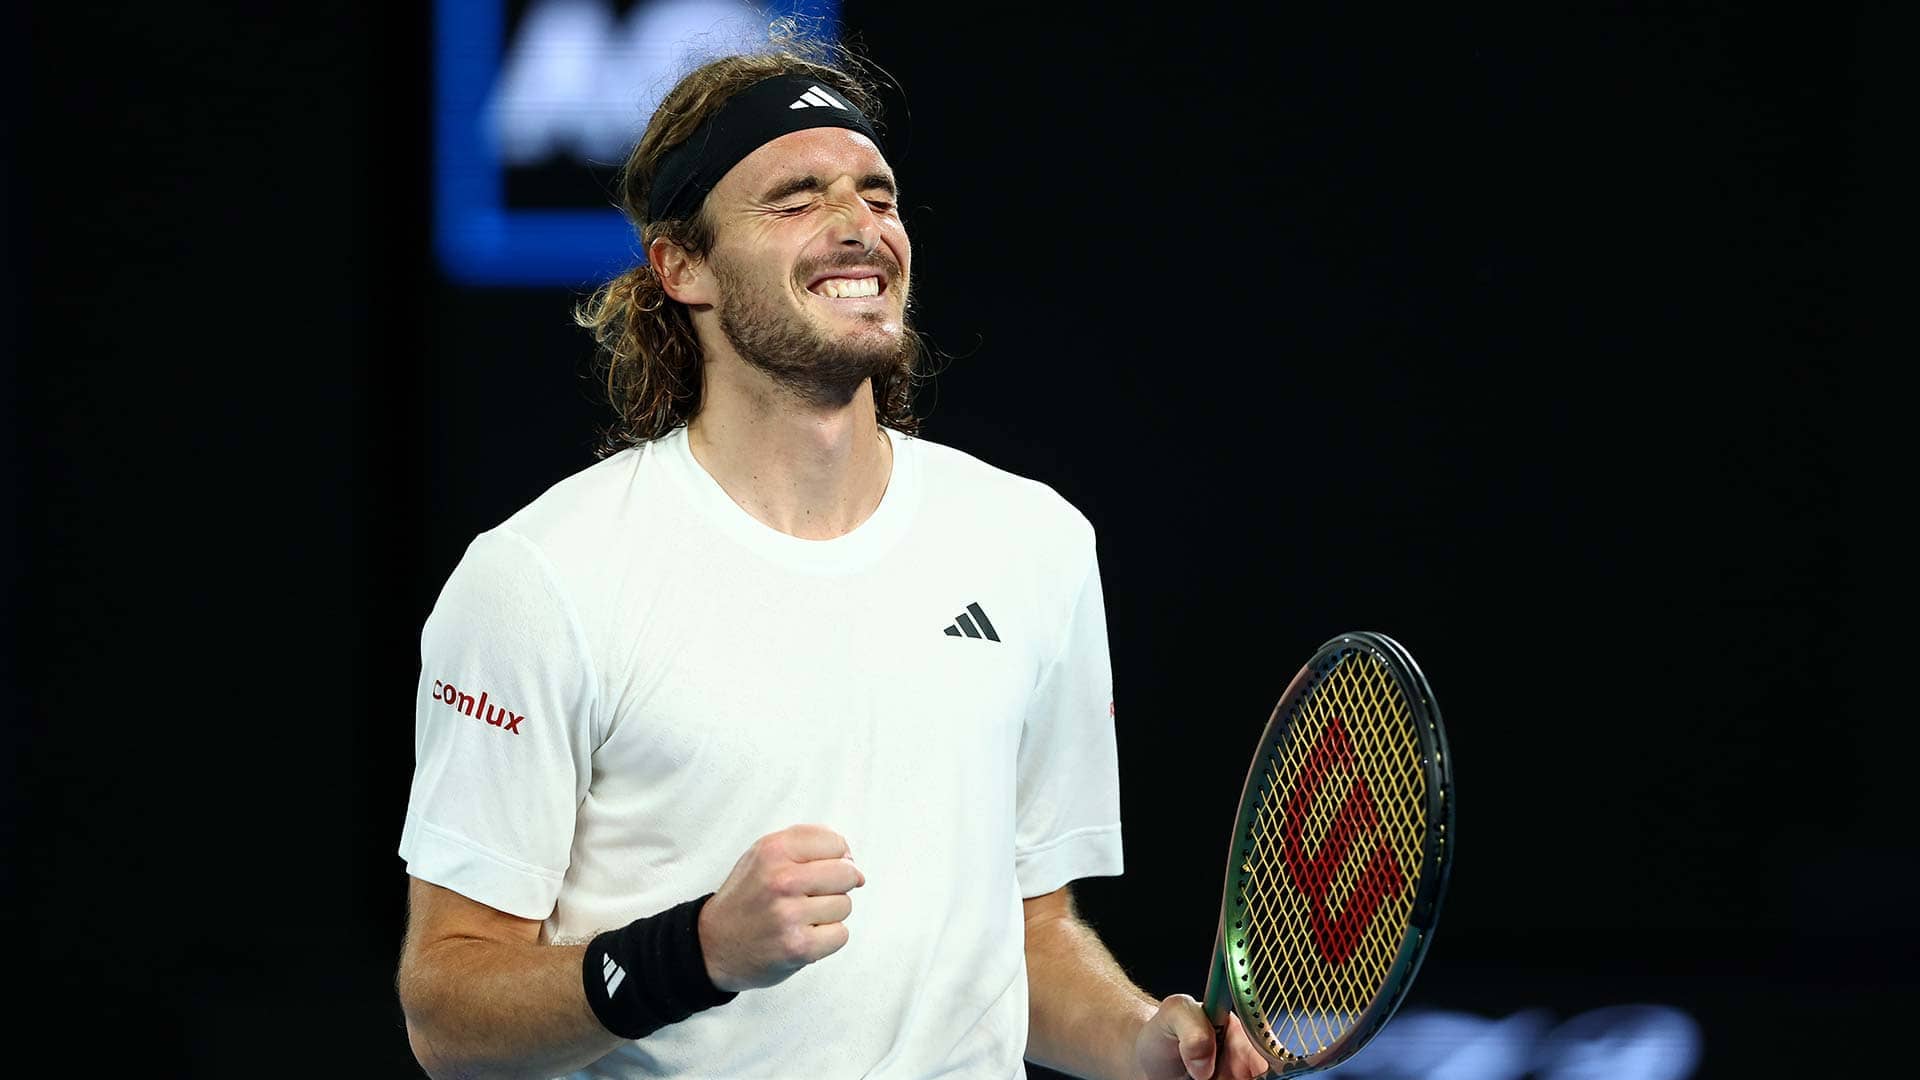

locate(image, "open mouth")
[[806, 272, 889, 300]]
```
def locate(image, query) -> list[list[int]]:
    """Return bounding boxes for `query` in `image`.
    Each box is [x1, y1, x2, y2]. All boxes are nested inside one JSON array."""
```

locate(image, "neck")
[[686, 352, 894, 541]]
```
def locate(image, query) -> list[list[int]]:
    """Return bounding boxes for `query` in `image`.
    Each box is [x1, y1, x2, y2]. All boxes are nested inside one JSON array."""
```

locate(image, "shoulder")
[[904, 432, 1095, 558], [436, 442, 668, 618], [904, 433, 1104, 657], [497, 444, 654, 549]]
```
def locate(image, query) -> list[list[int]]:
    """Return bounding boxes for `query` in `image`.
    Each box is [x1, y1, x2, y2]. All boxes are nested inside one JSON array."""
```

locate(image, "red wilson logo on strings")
[[430, 679, 527, 735], [1282, 714, 1407, 965]]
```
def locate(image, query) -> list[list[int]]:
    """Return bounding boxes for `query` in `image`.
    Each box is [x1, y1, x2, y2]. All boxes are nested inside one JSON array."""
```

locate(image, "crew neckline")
[[655, 424, 921, 575]]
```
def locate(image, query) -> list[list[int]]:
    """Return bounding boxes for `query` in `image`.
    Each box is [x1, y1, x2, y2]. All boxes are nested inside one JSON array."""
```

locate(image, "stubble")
[[712, 250, 913, 411]]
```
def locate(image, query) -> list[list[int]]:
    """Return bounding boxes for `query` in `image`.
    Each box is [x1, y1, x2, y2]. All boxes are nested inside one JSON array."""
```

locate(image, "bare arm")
[[396, 877, 627, 1080], [1023, 886, 1158, 1079], [1023, 887, 1271, 1080], [396, 825, 864, 1079]]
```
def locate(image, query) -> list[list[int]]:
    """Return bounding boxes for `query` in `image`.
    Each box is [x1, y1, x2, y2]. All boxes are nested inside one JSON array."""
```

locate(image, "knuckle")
[[798, 822, 842, 846], [772, 895, 801, 925], [780, 926, 813, 964]]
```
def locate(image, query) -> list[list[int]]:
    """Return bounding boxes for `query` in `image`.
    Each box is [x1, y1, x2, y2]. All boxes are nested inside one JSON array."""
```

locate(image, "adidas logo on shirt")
[[942, 602, 1000, 642], [788, 84, 850, 111]]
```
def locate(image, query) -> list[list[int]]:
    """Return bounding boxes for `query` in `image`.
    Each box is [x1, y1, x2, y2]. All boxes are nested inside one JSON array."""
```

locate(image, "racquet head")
[[1203, 631, 1454, 1076]]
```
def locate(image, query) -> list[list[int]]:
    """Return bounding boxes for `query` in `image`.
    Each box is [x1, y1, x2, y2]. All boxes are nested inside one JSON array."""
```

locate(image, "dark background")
[[13, 3, 1901, 1076]]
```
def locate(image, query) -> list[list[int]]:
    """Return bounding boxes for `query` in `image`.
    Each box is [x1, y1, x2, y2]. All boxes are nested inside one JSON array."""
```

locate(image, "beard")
[[711, 249, 913, 411]]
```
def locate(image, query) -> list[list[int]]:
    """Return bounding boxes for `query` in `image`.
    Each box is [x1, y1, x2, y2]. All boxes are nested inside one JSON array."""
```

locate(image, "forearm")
[[399, 937, 624, 1080], [1025, 908, 1158, 1080]]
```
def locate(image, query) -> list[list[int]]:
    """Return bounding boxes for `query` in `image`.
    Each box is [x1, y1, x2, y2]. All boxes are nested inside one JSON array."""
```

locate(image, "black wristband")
[[582, 893, 738, 1040]]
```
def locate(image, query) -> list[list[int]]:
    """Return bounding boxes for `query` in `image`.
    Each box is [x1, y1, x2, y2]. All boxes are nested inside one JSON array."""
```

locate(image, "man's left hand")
[[1133, 993, 1271, 1079]]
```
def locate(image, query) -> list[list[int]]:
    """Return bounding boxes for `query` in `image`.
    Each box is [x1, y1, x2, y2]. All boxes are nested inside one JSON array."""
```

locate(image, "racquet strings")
[[1235, 648, 1428, 1062]]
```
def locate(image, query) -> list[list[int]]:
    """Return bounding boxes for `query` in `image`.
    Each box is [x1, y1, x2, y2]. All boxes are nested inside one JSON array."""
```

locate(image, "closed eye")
[[760, 172, 900, 214]]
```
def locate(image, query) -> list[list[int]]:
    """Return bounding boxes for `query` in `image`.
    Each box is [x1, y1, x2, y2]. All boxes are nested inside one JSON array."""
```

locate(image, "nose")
[[827, 183, 879, 253]]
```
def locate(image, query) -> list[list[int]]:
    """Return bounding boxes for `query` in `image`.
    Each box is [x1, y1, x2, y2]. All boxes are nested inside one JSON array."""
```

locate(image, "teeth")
[[814, 277, 881, 299]]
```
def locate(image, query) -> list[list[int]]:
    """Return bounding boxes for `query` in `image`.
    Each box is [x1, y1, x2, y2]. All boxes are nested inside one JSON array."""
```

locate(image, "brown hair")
[[574, 26, 924, 457]]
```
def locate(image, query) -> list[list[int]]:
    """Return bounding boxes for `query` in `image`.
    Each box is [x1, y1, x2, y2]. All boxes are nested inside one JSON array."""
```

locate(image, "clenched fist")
[[698, 824, 866, 992], [1136, 995, 1272, 1080]]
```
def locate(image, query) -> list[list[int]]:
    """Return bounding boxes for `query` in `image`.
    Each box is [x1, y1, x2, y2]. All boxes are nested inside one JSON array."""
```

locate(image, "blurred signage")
[[435, 0, 841, 286], [1328, 1005, 1702, 1080]]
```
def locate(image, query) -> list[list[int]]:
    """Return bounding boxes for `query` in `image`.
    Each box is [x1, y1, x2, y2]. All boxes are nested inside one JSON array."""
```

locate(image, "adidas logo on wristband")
[[584, 893, 737, 1041]]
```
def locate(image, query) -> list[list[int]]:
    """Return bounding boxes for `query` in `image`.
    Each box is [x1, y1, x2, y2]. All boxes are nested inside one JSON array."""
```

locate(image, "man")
[[396, 40, 1269, 1080]]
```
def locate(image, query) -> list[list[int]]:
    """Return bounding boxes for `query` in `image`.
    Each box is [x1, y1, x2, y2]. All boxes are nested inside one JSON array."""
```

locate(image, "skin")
[[397, 124, 1271, 1079], [649, 126, 912, 541]]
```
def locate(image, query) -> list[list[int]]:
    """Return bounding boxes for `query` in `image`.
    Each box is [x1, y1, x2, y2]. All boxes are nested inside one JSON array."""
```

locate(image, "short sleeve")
[[1013, 548, 1124, 896], [398, 527, 599, 920]]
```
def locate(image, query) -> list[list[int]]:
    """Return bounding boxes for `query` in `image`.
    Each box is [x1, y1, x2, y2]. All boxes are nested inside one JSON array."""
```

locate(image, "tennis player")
[[395, 38, 1269, 1080]]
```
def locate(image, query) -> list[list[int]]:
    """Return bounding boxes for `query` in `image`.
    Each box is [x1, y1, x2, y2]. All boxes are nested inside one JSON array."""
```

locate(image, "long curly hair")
[[574, 27, 924, 457]]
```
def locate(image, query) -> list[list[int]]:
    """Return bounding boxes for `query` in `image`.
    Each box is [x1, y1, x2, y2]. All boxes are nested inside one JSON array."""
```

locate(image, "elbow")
[[402, 1000, 470, 1080], [405, 1016, 452, 1079], [405, 1015, 501, 1080], [402, 1001, 528, 1080], [399, 971, 473, 1080]]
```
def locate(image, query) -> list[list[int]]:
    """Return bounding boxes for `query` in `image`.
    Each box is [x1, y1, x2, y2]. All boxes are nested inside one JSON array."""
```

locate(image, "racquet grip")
[[1205, 1020, 1227, 1080], [1202, 933, 1231, 1078]]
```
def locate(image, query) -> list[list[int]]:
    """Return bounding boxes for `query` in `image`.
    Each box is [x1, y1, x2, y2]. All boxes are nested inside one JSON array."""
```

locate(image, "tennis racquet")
[[1203, 631, 1454, 1077]]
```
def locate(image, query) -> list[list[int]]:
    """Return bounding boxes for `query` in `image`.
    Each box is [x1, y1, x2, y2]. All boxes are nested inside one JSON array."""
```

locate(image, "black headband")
[[646, 73, 885, 227]]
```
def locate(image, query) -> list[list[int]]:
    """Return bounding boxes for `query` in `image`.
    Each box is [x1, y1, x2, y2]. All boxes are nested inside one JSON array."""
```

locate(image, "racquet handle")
[[1202, 937, 1230, 1080], [1205, 1021, 1228, 1080]]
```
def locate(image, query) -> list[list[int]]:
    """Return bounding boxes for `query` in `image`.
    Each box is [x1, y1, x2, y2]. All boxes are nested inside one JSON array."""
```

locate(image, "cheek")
[[717, 250, 792, 301], [886, 224, 912, 273]]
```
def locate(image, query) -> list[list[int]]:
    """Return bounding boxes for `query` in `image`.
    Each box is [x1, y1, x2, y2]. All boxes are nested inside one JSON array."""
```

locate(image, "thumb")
[[1179, 1027, 1216, 1080]]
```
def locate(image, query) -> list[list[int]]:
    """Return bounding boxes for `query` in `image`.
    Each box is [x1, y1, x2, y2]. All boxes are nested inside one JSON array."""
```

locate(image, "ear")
[[647, 236, 717, 307]]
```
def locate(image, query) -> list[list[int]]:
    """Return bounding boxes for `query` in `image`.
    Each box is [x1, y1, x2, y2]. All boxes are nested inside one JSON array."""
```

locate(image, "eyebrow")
[[759, 172, 899, 204]]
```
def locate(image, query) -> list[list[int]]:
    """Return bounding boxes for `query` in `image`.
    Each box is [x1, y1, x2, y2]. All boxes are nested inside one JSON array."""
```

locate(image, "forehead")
[[713, 127, 894, 200]]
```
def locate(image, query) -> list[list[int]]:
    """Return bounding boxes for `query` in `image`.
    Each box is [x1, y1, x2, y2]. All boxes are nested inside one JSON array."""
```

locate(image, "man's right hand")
[[698, 824, 866, 992]]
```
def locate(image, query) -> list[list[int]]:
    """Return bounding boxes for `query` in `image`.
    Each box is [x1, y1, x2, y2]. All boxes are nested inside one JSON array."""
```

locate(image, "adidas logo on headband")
[[649, 74, 883, 224], [788, 85, 850, 111]]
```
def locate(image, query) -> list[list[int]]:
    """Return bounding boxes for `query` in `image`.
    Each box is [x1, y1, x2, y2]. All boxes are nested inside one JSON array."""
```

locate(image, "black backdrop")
[[14, 3, 1903, 1077]]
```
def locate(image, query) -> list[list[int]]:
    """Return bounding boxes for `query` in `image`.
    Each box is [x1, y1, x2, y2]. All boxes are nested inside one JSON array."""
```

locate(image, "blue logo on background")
[[434, 0, 841, 287]]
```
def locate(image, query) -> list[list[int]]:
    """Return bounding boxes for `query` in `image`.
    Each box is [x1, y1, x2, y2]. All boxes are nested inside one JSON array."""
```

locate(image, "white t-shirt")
[[399, 425, 1123, 1079]]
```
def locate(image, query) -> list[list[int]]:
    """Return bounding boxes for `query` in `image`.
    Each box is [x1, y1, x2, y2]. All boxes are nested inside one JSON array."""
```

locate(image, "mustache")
[[796, 248, 904, 285]]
